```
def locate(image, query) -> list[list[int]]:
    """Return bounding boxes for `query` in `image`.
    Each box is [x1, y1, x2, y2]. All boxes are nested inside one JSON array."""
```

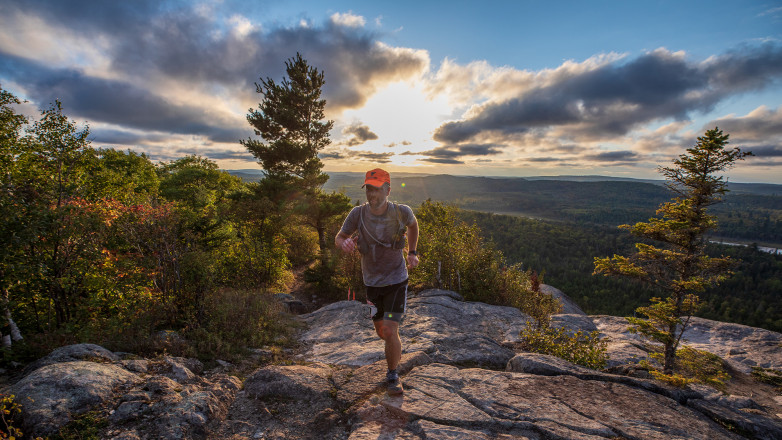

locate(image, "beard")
[[367, 194, 387, 210]]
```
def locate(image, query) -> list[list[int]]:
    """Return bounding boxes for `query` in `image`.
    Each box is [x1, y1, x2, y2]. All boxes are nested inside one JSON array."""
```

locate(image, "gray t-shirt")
[[340, 202, 416, 287]]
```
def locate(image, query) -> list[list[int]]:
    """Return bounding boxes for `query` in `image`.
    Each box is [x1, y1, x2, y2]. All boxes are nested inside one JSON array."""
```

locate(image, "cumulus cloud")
[[330, 12, 366, 28], [0, 1, 428, 148], [1, 55, 249, 143], [433, 45, 782, 145], [704, 105, 782, 163], [709, 106, 782, 140], [342, 122, 379, 146]]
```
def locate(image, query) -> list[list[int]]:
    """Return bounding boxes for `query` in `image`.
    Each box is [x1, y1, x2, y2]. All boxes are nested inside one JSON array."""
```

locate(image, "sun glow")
[[339, 80, 451, 164]]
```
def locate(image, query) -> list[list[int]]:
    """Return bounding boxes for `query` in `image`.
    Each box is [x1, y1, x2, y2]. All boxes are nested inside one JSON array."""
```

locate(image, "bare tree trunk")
[[0, 287, 22, 348], [663, 321, 677, 374]]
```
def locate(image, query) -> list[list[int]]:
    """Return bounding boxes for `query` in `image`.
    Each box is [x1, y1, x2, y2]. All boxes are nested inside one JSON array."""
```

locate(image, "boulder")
[[110, 372, 241, 440], [22, 342, 120, 375], [550, 313, 598, 333], [8, 361, 141, 437], [541, 284, 587, 315], [244, 362, 335, 401], [275, 292, 309, 314]]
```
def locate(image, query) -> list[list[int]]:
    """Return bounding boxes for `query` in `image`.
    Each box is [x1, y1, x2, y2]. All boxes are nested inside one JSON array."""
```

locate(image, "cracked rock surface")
[[3, 287, 781, 439]]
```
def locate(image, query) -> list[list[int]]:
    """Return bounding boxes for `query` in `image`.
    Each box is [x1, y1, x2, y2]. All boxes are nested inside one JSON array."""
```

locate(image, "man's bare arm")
[[335, 230, 355, 253], [406, 219, 419, 268]]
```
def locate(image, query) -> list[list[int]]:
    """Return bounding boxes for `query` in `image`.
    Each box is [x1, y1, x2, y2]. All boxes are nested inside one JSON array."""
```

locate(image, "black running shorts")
[[367, 279, 408, 322]]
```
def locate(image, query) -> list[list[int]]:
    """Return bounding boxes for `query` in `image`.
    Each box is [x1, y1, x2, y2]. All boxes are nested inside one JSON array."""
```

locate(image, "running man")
[[335, 168, 419, 395]]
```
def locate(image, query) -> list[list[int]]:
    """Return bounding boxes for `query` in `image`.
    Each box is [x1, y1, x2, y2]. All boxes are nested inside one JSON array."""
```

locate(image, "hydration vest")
[[356, 202, 407, 257]]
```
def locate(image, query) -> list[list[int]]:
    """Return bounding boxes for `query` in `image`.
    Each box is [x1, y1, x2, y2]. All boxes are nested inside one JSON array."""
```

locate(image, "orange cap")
[[362, 168, 391, 188]]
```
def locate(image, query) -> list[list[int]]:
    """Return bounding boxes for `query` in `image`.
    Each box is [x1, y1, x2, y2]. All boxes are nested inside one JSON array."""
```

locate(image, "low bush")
[[182, 287, 297, 361], [305, 249, 363, 303], [639, 345, 730, 389], [411, 201, 560, 322], [519, 322, 609, 370]]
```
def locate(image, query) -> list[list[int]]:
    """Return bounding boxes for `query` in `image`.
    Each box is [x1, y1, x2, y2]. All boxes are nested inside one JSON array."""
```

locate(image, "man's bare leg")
[[374, 319, 401, 371]]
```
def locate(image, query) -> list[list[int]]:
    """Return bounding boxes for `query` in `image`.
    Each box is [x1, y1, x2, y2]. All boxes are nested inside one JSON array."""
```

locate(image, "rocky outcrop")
[[363, 363, 739, 440], [594, 315, 782, 372], [5, 347, 241, 439], [4, 288, 781, 439], [298, 287, 598, 369]]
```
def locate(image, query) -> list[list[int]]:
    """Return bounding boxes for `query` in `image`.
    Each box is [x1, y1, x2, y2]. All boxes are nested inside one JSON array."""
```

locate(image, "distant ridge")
[[225, 170, 781, 195]]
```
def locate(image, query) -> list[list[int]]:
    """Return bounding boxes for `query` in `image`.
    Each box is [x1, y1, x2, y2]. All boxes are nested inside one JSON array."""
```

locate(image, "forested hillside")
[[322, 172, 782, 245], [320, 172, 782, 332], [460, 211, 782, 332]]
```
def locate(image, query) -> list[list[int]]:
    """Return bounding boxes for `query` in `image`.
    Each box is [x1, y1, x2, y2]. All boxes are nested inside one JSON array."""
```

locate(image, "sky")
[[2, 0, 782, 183]]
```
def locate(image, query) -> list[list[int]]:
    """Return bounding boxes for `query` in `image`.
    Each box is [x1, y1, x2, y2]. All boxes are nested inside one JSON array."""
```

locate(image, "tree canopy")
[[242, 52, 333, 189]]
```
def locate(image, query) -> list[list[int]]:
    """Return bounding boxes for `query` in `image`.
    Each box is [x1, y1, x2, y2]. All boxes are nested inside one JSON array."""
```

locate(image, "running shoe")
[[386, 369, 404, 395]]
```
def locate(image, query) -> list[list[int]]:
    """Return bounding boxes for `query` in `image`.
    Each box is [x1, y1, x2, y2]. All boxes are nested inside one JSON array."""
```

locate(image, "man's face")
[[365, 184, 389, 209]]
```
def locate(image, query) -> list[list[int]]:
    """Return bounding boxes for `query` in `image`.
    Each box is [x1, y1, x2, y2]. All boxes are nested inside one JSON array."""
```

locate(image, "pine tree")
[[242, 52, 333, 190], [594, 128, 751, 374], [242, 54, 349, 256]]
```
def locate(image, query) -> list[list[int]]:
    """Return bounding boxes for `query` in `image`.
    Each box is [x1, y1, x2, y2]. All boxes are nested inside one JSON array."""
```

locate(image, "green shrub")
[[675, 346, 730, 390], [411, 200, 561, 323], [282, 224, 319, 266], [305, 248, 364, 303], [51, 410, 107, 440], [411, 200, 497, 297], [182, 287, 297, 361], [500, 269, 560, 327], [519, 322, 609, 370], [640, 345, 730, 389]]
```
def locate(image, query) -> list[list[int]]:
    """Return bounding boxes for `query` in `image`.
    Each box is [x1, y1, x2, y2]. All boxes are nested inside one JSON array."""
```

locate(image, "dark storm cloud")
[[1, 55, 248, 143], [342, 122, 378, 146], [584, 150, 640, 162], [434, 44, 782, 144]]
